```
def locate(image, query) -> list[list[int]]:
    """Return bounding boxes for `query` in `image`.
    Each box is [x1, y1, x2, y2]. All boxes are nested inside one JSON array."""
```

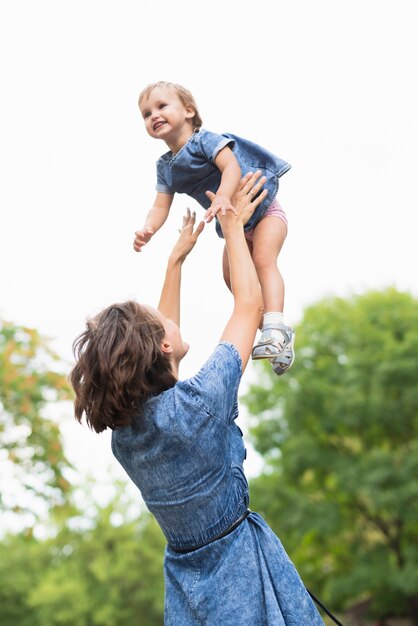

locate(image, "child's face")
[[139, 87, 194, 142]]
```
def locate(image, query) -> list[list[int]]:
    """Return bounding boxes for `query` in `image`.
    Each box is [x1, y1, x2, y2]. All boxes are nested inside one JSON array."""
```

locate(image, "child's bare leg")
[[251, 216, 287, 311], [222, 244, 232, 292], [251, 216, 295, 375]]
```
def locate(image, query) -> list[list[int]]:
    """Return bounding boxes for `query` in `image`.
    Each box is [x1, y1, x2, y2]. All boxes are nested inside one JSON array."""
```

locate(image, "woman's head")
[[70, 301, 178, 433], [138, 81, 203, 132]]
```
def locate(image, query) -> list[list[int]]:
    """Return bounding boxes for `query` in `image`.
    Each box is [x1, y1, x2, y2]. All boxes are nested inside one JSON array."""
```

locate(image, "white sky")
[[1, 0, 417, 493]]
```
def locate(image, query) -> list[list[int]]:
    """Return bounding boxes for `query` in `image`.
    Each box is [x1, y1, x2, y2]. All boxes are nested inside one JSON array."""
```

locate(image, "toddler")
[[134, 81, 294, 375]]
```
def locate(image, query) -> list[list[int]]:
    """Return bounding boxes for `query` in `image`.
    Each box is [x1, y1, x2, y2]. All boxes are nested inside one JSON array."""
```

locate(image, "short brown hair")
[[70, 301, 176, 433], [138, 81, 203, 132]]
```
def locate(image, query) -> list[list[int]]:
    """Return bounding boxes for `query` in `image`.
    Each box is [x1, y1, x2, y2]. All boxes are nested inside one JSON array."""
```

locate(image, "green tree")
[[244, 288, 418, 623], [0, 531, 47, 626], [0, 319, 166, 625], [0, 487, 166, 626], [0, 321, 73, 527]]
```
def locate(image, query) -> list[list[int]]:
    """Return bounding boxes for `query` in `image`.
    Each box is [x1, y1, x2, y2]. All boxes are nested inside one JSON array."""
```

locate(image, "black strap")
[[169, 512, 344, 624], [307, 588, 345, 626], [169, 508, 251, 554]]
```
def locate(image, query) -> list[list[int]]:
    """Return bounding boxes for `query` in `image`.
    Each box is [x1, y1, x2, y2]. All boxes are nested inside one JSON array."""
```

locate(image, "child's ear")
[[185, 106, 195, 120]]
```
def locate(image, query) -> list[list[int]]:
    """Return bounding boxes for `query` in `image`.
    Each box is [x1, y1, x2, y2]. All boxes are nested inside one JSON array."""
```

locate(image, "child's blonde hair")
[[138, 81, 203, 132]]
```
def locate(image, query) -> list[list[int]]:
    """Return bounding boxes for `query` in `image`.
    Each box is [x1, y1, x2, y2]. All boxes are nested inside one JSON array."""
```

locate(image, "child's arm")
[[204, 146, 242, 223], [133, 192, 174, 252]]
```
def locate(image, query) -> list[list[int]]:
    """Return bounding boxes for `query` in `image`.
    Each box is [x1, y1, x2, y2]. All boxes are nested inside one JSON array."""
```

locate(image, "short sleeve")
[[198, 129, 235, 164], [156, 155, 174, 194], [179, 342, 242, 424]]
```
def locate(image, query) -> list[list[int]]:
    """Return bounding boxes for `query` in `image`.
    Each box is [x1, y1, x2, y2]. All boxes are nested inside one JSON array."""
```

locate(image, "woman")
[[70, 172, 324, 625]]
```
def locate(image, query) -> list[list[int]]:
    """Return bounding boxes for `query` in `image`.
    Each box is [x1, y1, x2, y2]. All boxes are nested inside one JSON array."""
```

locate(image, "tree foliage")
[[244, 288, 418, 622], [0, 488, 166, 626], [0, 321, 73, 526], [0, 319, 166, 625]]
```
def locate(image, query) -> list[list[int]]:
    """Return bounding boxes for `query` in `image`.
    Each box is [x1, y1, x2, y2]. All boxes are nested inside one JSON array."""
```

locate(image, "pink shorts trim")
[[244, 199, 288, 243]]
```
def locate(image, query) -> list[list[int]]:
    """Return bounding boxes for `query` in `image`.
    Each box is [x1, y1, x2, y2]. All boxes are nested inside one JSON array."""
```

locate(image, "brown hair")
[[138, 81, 203, 132], [69, 301, 177, 433]]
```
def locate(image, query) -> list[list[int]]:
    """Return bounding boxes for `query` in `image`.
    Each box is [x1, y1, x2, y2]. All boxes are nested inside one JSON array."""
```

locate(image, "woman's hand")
[[232, 170, 268, 223], [159, 209, 205, 329], [206, 171, 267, 232], [169, 208, 205, 264]]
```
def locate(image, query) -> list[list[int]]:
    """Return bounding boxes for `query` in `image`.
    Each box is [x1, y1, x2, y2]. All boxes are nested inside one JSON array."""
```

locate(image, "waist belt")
[[169, 508, 251, 554]]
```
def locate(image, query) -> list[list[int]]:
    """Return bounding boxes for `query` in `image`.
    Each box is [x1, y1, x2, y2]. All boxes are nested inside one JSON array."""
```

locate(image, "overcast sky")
[[1, 0, 417, 493]]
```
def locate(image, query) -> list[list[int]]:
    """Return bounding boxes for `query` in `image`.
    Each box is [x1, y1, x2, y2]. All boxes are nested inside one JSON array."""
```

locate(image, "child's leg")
[[250, 214, 295, 375], [222, 244, 231, 292], [251, 215, 287, 313]]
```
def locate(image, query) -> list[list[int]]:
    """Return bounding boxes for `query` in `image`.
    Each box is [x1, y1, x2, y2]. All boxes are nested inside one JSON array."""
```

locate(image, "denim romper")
[[155, 129, 291, 238], [112, 343, 324, 625]]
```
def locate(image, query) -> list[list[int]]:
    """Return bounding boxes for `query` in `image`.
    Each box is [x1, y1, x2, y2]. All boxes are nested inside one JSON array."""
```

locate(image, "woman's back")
[[112, 341, 325, 625], [112, 342, 249, 551]]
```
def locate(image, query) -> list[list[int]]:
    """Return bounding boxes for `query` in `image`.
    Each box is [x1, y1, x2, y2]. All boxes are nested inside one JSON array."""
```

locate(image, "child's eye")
[[143, 111, 151, 119], [158, 103, 167, 110]]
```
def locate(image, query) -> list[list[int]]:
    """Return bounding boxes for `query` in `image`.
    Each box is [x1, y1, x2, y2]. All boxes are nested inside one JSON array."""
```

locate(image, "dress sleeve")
[[198, 129, 235, 164], [181, 342, 242, 424], [156, 155, 174, 194]]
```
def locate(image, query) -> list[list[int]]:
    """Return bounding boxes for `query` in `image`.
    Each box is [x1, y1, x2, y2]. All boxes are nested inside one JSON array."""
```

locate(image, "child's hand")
[[133, 227, 154, 252], [207, 171, 267, 231], [203, 194, 238, 223]]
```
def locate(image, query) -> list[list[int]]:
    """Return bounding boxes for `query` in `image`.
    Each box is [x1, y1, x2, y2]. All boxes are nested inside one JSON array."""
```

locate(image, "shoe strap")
[[262, 322, 293, 333]]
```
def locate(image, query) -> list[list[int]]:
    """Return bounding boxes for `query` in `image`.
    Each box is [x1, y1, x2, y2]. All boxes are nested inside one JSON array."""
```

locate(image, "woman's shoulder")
[[112, 344, 242, 452], [174, 342, 242, 422], [193, 341, 242, 377], [181, 342, 242, 397]]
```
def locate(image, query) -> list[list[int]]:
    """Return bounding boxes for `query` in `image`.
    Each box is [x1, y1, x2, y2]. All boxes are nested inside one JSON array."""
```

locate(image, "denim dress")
[[155, 129, 291, 238], [112, 343, 324, 625]]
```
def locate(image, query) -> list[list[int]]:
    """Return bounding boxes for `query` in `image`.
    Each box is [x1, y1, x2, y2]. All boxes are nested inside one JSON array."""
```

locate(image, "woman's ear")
[[160, 339, 173, 354]]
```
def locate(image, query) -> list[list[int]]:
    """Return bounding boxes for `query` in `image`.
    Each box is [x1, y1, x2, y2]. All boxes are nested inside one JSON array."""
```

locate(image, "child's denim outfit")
[[112, 343, 324, 625], [155, 129, 291, 238]]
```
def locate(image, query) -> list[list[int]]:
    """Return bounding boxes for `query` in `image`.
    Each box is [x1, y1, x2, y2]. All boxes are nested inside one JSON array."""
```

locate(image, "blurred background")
[[1, 1, 417, 624]]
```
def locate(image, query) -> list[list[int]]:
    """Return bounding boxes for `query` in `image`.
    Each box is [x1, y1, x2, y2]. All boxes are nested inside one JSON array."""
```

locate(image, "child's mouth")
[[153, 121, 166, 131]]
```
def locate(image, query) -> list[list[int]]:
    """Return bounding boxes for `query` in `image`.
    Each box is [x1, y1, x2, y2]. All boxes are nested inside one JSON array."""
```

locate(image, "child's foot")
[[251, 323, 294, 360], [270, 328, 295, 376]]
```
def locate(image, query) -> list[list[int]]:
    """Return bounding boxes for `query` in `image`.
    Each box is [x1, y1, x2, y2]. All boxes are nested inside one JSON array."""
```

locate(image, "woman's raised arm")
[[212, 172, 267, 370], [158, 209, 205, 325]]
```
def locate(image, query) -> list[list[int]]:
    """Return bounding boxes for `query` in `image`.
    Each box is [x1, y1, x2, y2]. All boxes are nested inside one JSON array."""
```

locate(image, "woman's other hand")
[[206, 171, 267, 232], [232, 170, 267, 224], [169, 208, 205, 264]]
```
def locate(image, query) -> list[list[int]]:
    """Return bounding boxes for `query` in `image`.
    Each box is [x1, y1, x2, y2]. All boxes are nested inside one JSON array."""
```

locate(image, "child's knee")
[[252, 250, 277, 273]]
